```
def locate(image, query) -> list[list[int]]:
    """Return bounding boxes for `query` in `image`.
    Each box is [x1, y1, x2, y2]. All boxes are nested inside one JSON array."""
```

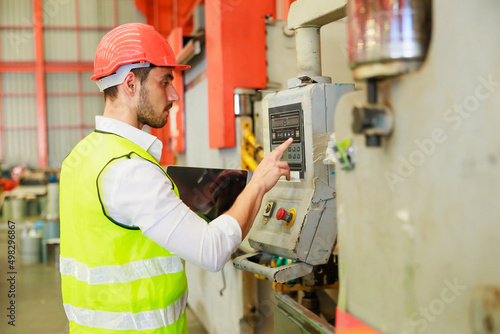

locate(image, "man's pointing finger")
[[271, 138, 294, 158]]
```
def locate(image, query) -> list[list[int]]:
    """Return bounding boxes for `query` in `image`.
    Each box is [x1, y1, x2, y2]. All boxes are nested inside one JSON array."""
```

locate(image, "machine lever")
[[233, 252, 313, 283]]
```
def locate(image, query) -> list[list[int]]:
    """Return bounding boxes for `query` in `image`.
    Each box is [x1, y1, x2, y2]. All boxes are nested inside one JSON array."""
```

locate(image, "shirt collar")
[[95, 116, 163, 163]]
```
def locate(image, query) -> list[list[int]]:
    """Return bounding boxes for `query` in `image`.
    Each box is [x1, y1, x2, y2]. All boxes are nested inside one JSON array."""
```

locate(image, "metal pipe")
[[242, 150, 259, 171], [243, 129, 264, 161], [234, 88, 257, 116], [295, 27, 322, 77], [34, 0, 48, 167]]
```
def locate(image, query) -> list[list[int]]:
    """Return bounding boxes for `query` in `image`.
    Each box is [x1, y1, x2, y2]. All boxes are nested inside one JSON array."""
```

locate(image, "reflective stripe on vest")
[[60, 256, 184, 285], [64, 291, 188, 331]]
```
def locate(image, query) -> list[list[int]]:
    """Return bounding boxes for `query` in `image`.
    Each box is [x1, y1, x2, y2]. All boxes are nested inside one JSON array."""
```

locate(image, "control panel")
[[269, 103, 305, 177], [247, 83, 354, 266]]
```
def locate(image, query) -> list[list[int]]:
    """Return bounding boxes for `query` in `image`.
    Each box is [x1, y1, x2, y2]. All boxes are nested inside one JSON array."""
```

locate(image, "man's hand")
[[250, 138, 294, 193], [224, 137, 294, 239]]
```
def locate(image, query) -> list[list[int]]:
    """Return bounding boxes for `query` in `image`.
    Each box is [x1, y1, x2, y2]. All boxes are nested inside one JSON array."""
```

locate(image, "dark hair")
[[103, 64, 157, 101]]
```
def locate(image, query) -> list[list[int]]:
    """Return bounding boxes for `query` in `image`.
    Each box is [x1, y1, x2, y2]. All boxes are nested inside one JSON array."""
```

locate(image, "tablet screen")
[[166, 166, 248, 221]]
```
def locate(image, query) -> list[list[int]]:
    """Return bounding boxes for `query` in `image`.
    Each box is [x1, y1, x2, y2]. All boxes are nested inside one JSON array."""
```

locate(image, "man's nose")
[[168, 86, 180, 103]]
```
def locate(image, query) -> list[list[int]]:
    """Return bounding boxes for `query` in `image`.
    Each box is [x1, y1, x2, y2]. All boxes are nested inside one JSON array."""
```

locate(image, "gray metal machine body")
[[234, 82, 353, 282]]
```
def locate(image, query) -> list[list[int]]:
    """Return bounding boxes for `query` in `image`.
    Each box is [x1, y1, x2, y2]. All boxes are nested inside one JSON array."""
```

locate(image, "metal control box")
[[248, 83, 354, 265]]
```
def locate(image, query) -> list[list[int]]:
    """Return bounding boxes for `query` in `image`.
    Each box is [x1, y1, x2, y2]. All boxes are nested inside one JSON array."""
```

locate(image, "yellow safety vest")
[[60, 131, 188, 334]]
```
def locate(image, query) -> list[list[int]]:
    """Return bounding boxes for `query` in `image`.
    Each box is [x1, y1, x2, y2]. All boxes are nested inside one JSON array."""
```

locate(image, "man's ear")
[[122, 71, 139, 97]]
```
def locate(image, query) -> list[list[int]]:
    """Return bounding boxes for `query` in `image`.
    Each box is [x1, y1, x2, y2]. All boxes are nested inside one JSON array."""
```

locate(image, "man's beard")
[[135, 85, 171, 129]]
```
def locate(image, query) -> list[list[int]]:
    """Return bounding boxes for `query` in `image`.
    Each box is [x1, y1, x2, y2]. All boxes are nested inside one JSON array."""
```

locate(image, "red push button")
[[276, 207, 287, 220]]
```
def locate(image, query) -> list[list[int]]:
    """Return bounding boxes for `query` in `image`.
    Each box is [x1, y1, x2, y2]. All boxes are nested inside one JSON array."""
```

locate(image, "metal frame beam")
[[34, 0, 48, 167], [206, 0, 276, 148]]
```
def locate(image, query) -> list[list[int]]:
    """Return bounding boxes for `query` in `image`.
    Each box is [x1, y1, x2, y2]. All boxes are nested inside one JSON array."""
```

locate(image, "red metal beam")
[[135, 0, 200, 35], [172, 0, 178, 29], [178, 0, 203, 28], [153, 0, 160, 30], [138, 0, 186, 39], [34, 0, 48, 167], [0, 63, 35, 72], [206, 0, 276, 148]]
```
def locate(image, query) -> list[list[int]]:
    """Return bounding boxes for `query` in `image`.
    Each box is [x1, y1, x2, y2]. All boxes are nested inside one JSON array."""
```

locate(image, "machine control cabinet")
[[234, 83, 354, 282]]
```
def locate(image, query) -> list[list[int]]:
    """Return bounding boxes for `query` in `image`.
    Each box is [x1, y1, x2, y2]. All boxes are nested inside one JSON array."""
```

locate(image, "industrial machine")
[[331, 0, 500, 333], [234, 82, 352, 283], [233, 0, 353, 285]]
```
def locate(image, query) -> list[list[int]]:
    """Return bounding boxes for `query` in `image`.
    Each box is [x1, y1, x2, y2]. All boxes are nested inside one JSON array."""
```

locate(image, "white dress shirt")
[[96, 116, 242, 272]]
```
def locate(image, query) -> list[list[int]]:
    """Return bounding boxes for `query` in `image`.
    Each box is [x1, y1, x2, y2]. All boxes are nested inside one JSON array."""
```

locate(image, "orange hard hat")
[[91, 23, 190, 91]]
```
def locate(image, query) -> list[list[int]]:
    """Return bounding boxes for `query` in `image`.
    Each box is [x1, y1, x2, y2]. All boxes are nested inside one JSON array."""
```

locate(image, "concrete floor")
[[0, 222, 207, 334]]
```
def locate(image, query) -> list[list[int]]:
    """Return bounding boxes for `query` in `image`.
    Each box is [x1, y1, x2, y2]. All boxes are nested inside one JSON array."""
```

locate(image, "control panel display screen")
[[269, 103, 305, 175]]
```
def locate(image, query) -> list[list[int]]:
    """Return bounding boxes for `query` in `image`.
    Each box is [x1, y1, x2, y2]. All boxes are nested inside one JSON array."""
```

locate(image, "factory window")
[[0, 0, 145, 167]]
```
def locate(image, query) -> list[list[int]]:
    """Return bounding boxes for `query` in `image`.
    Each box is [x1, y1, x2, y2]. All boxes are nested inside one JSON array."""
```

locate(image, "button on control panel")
[[263, 201, 275, 217], [262, 202, 297, 228]]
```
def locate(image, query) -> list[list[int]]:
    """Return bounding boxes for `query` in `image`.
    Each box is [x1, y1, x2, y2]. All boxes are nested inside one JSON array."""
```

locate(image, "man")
[[59, 23, 292, 333]]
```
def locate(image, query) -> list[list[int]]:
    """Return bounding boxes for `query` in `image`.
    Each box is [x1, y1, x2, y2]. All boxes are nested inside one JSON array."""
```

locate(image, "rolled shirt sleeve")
[[100, 156, 242, 272]]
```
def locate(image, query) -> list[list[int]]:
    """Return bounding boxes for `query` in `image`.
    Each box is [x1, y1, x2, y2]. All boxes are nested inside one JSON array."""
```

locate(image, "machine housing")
[[247, 82, 353, 266]]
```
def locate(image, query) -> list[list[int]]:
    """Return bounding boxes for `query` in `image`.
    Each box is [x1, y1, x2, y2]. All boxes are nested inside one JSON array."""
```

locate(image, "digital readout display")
[[287, 117, 299, 126], [269, 103, 304, 175], [271, 116, 299, 128], [272, 119, 285, 128]]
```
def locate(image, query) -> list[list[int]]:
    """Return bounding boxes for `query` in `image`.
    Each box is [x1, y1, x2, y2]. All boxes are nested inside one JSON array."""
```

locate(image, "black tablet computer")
[[166, 166, 249, 221]]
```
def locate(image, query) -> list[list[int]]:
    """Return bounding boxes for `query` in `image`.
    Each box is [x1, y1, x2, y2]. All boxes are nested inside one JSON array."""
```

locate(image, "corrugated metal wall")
[[0, 0, 33, 25], [1, 73, 38, 166], [0, 0, 145, 168]]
